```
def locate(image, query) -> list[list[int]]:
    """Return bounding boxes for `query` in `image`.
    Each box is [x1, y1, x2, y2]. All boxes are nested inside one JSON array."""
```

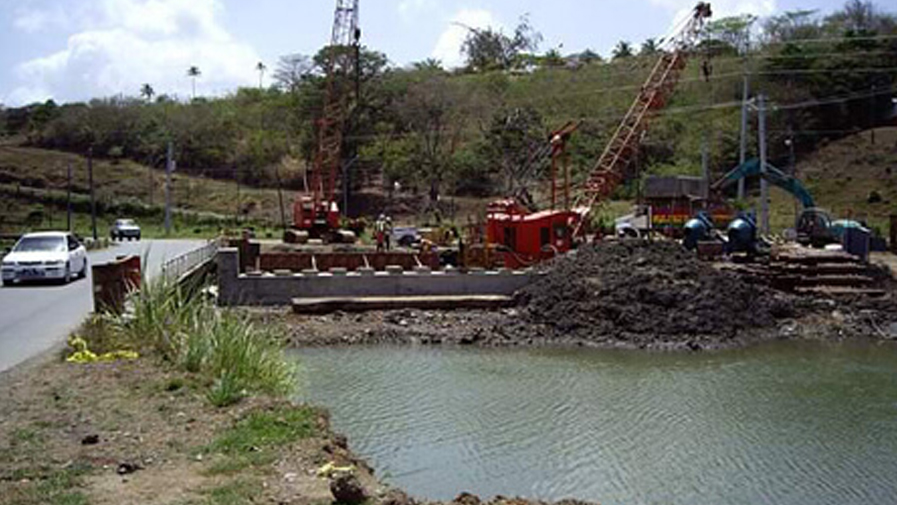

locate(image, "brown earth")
[[281, 241, 897, 351], [0, 350, 376, 505]]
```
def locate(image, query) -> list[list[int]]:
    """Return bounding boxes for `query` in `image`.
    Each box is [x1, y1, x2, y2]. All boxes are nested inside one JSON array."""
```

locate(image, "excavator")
[[684, 158, 863, 252], [483, 2, 713, 268]]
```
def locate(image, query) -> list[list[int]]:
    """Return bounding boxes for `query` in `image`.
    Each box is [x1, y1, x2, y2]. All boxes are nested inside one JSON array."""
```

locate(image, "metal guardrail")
[[161, 241, 218, 282]]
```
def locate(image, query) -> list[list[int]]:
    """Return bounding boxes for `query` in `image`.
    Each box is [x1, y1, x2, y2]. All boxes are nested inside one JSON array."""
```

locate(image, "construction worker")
[[385, 216, 393, 251]]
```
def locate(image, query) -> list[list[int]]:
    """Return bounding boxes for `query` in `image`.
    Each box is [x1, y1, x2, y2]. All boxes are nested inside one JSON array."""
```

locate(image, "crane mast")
[[295, 0, 360, 236], [572, 2, 712, 236]]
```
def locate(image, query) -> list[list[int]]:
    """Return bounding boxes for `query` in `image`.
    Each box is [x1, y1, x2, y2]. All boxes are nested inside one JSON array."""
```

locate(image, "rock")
[[116, 462, 142, 475], [81, 434, 100, 445], [380, 489, 415, 505], [330, 472, 368, 505], [453, 492, 481, 505]]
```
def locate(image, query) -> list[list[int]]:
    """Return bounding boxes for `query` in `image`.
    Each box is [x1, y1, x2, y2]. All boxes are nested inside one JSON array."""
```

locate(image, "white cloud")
[[398, 0, 437, 22], [431, 9, 500, 69], [14, 5, 70, 33], [8, 0, 260, 105]]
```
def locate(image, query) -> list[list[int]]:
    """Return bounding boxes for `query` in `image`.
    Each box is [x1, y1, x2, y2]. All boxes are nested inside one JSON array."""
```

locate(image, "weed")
[[200, 478, 262, 505], [3, 465, 91, 505], [208, 406, 316, 457], [78, 274, 296, 407]]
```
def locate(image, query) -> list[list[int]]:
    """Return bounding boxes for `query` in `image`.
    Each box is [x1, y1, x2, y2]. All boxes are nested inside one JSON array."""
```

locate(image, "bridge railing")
[[161, 241, 218, 283]]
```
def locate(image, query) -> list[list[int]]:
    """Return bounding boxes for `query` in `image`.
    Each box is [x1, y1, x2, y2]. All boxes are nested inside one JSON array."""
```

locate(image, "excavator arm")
[[713, 158, 816, 209]]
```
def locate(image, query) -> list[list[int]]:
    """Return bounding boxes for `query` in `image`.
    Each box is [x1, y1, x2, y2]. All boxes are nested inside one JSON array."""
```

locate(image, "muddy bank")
[[282, 241, 897, 351]]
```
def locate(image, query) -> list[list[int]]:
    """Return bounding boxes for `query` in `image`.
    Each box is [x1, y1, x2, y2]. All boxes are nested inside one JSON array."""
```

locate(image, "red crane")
[[571, 2, 712, 236], [293, 0, 361, 240], [485, 2, 712, 266]]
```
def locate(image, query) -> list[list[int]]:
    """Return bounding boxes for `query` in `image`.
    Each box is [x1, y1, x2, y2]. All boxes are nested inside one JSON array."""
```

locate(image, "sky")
[[0, 0, 854, 106]]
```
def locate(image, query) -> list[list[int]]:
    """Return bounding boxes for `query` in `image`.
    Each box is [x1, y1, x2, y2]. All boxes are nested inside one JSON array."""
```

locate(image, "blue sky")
[[0, 0, 853, 106]]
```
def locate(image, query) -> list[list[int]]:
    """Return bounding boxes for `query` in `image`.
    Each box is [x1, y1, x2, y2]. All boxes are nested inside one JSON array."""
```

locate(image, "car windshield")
[[13, 236, 65, 252], [118, 220, 135, 226]]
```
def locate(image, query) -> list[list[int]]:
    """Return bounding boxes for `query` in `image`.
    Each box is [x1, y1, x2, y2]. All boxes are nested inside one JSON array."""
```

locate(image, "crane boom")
[[294, 0, 360, 236], [572, 2, 712, 236]]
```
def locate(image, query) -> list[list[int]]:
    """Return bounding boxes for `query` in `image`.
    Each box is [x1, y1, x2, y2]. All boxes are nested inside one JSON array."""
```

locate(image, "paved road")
[[0, 240, 206, 373]]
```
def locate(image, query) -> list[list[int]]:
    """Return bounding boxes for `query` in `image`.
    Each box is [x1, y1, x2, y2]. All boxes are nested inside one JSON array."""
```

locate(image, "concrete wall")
[[217, 248, 537, 306]]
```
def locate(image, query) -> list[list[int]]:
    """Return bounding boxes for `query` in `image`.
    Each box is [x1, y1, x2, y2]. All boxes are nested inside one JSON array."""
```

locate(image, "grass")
[[2, 465, 91, 505], [202, 405, 317, 475], [199, 478, 263, 505], [75, 275, 296, 408]]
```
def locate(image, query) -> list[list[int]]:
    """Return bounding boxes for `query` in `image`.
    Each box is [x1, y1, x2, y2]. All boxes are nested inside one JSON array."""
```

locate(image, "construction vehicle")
[[712, 158, 863, 248], [484, 3, 713, 267], [290, 0, 360, 243]]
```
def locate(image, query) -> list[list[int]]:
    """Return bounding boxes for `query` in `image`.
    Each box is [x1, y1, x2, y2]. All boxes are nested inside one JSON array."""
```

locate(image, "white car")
[[110, 219, 141, 241], [1, 232, 89, 286]]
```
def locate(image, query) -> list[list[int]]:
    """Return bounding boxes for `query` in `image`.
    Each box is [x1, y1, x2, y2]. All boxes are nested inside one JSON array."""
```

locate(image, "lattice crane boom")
[[572, 2, 712, 236], [297, 0, 360, 233]]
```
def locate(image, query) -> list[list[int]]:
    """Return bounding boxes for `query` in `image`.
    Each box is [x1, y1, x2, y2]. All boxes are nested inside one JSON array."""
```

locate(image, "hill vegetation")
[[0, 0, 895, 233]]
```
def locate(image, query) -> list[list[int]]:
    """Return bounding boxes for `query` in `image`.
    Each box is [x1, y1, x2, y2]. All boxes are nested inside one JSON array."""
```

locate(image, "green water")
[[293, 342, 897, 504]]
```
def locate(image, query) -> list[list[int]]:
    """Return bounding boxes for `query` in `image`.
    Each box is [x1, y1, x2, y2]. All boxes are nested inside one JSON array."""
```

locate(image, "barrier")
[[161, 241, 218, 283], [92, 255, 141, 314], [217, 248, 537, 306]]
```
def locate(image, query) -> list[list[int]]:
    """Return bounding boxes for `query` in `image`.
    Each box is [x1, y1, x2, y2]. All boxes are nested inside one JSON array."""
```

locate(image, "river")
[[292, 342, 897, 505]]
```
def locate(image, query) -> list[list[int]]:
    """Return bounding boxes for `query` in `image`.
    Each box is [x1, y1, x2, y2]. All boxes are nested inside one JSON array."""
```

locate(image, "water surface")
[[293, 343, 897, 505]]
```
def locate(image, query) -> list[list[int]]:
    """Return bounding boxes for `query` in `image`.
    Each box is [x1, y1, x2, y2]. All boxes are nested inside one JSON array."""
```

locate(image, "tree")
[[543, 48, 565, 67], [140, 83, 155, 102], [612, 41, 633, 60], [706, 14, 758, 53], [187, 66, 202, 99], [461, 15, 542, 72], [412, 58, 444, 72], [273, 54, 314, 92], [256, 61, 267, 89], [639, 38, 660, 56]]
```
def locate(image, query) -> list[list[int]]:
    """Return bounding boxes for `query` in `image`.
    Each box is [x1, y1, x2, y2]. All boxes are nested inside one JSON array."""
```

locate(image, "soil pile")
[[516, 241, 795, 348]]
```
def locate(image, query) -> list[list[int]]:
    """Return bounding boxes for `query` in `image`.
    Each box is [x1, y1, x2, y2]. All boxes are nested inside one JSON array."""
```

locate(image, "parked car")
[[110, 219, 141, 241], [1, 232, 88, 286]]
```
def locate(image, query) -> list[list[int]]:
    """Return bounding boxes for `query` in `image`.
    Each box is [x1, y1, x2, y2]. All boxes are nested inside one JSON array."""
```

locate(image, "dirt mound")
[[516, 241, 795, 348]]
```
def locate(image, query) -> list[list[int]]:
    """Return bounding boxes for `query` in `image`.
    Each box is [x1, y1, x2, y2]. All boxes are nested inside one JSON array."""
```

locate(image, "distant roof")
[[20, 231, 68, 238]]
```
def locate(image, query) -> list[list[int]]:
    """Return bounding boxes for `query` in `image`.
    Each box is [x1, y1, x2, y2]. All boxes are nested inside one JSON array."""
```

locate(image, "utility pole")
[[165, 141, 173, 236], [88, 147, 97, 241], [870, 84, 876, 145], [757, 94, 769, 236], [701, 134, 709, 199], [275, 166, 288, 232], [66, 162, 73, 232], [738, 75, 750, 200]]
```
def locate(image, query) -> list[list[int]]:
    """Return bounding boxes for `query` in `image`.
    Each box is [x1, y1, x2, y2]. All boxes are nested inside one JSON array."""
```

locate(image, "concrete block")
[[468, 268, 486, 276], [414, 266, 433, 275], [329, 267, 349, 276], [386, 265, 404, 275], [274, 269, 292, 277], [308, 239, 325, 246], [497, 268, 513, 276], [357, 267, 376, 277], [301, 269, 318, 276], [245, 271, 263, 277]]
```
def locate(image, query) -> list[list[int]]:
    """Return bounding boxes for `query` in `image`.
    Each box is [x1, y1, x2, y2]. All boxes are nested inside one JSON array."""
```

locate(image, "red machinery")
[[486, 2, 712, 266], [292, 0, 360, 240]]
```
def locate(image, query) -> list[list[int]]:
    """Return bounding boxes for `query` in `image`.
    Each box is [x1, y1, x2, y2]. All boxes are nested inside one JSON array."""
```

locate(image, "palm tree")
[[612, 41, 633, 60], [187, 66, 201, 99], [256, 61, 267, 89], [640, 38, 659, 56], [140, 83, 155, 102]]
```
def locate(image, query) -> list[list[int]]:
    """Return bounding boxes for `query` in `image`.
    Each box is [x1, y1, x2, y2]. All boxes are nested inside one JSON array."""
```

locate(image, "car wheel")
[[63, 263, 72, 284], [79, 260, 88, 279]]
